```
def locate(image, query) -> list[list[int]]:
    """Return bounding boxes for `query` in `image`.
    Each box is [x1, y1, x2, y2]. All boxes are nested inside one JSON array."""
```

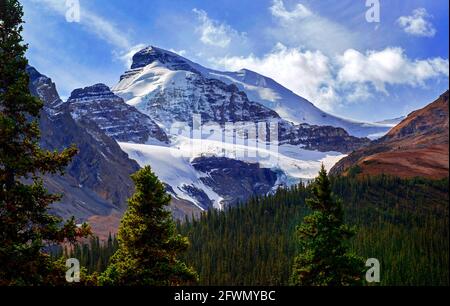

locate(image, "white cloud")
[[270, 0, 312, 20], [267, 0, 358, 55], [346, 84, 372, 103], [337, 47, 449, 93], [397, 8, 436, 37], [35, 0, 131, 49], [212, 43, 338, 110], [193, 8, 246, 48]]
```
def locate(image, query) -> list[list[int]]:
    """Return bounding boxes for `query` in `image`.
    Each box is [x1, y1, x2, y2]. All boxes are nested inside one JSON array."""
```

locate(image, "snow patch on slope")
[[118, 142, 224, 210]]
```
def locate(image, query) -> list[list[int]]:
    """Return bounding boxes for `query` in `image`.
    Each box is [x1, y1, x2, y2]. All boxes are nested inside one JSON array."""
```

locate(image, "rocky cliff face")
[[330, 91, 449, 179], [279, 122, 370, 153], [67, 83, 168, 144], [27, 66, 141, 221], [191, 156, 279, 208]]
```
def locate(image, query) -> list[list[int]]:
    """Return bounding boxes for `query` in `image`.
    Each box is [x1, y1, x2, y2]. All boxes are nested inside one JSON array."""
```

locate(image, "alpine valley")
[[27, 46, 446, 238]]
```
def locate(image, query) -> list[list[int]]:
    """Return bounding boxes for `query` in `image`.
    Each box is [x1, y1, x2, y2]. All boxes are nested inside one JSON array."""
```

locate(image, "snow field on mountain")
[[119, 136, 345, 208]]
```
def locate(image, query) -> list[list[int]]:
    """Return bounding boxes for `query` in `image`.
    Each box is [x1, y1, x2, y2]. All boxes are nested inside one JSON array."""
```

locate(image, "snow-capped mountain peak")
[[130, 46, 202, 73], [113, 47, 281, 130], [113, 45, 391, 138]]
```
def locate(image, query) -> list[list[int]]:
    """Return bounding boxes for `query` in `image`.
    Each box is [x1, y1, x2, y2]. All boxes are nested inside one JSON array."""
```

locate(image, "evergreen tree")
[[0, 0, 89, 285], [100, 166, 197, 285], [290, 165, 365, 286]]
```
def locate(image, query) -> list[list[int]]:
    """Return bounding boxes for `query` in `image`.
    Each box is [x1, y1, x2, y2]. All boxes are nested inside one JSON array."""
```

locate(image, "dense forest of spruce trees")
[[179, 176, 449, 285], [62, 175, 449, 286], [177, 175, 449, 286]]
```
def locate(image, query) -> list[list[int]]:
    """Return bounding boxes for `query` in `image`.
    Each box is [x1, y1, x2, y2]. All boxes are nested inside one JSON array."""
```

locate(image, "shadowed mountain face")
[[27, 66, 140, 221], [330, 91, 449, 179], [191, 156, 279, 208]]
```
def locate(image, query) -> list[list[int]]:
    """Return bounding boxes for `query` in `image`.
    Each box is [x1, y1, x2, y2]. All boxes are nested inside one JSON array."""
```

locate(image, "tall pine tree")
[[0, 0, 89, 285], [290, 165, 365, 286], [100, 166, 197, 285]]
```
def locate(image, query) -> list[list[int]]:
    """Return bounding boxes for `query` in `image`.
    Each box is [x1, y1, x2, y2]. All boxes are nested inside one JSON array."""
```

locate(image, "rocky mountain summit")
[[67, 83, 168, 144]]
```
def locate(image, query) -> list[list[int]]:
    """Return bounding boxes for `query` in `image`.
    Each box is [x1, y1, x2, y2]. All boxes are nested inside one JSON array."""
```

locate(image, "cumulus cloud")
[[210, 44, 448, 110], [267, 0, 358, 55], [397, 8, 436, 37], [193, 8, 246, 48], [337, 47, 449, 93], [212, 43, 338, 110]]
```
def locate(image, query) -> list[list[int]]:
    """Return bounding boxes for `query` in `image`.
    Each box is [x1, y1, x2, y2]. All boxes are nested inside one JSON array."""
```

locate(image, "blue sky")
[[22, 0, 449, 122]]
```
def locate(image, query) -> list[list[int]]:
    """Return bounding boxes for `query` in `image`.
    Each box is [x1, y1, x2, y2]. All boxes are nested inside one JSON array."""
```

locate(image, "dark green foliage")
[[177, 175, 449, 286], [0, 0, 89, 285], [290, 166, 365, 286], [54, 234, 119, 275], [100, 166, 197, 285]]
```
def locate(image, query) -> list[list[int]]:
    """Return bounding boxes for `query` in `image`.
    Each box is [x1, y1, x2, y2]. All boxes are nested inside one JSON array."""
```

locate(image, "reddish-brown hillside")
[[330, 91, 449, 179]]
